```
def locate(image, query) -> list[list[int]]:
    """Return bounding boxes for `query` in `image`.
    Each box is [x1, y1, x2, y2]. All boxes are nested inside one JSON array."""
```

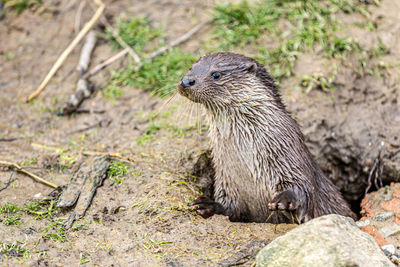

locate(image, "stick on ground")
[[26, 0, 105, 102], [0, 160, 57, 188], [62, 30, 97, 115]]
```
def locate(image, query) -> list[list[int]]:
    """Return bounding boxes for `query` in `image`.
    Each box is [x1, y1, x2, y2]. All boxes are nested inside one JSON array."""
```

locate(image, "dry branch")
[[77, 30, 97, 75], [0, 160, 57, 188], [82, 20, 210, 79], [62, 30, 97, 115], [27, 0, 105, 102]]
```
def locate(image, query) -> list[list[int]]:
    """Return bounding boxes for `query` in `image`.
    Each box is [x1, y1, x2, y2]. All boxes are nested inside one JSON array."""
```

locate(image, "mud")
[[0, 0, 399, 266]]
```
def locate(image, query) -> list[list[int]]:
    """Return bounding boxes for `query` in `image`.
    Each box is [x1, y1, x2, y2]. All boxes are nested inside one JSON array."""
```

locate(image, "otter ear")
[[243, 62, 258, 73]]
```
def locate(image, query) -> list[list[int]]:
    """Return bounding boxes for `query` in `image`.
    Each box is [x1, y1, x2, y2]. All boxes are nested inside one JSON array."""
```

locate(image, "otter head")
[[177, 52, 278, 110]]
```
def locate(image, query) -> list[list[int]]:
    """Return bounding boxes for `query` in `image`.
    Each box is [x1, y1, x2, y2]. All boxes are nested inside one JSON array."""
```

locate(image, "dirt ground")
[[0, 0, 399, 266]]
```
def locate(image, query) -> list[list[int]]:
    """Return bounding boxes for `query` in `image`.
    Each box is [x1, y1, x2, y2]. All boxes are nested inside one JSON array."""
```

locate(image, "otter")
[[178, 52, 356, 224]]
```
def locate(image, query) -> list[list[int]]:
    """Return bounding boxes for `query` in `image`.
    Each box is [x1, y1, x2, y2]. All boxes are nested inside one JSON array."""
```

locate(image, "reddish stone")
[[381, 199, 400, 214], [360, 226, 387, 246], [360, 194, 377, 217], [395, 216, 400, 225], [392, 189, 400, 199]]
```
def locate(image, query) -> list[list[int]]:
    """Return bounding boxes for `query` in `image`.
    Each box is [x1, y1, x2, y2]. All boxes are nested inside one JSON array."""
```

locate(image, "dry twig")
[[74, 0, 86, 33], [101, 16, 141, 64], [0, 171, 16, 192], [82, 151, 134, 163], [0, 160, 57, 188], [27, 0, 105, 102]]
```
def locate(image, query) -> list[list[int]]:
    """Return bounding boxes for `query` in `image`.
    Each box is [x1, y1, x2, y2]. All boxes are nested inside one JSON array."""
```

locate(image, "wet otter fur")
[[178, 52, 356, 223]]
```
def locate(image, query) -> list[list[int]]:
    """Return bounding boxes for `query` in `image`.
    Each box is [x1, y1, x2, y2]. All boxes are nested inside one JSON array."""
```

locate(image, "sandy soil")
[[0, 0, 399, 266]]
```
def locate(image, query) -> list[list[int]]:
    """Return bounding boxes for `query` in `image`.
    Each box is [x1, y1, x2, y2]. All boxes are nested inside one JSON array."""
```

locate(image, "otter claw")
[[189, 196, 224, 219], [268, 190, 299, 211]]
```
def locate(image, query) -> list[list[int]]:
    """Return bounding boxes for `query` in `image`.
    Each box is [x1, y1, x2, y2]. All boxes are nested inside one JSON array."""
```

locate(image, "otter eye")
[[211, 72, 221, 80]]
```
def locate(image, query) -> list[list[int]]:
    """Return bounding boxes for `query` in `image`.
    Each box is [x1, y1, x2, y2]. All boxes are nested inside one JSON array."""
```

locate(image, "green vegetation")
[[23, 200, 58, 220], [0, 241, 30, 260], [41, 220, 67, 242], [107, 161, 129, 185], [212, 1, 277, 49], [104, 17, 197, 98], [106, 16, 162, 52], [212, 0, 370, 81], [1, 0, 41, 14], [2, 216, 21, 226], [0, 203, 20, 214]]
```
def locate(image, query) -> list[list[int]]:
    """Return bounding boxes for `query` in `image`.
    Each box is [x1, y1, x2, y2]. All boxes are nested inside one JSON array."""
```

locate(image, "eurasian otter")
[[178, 52, 356, 223]]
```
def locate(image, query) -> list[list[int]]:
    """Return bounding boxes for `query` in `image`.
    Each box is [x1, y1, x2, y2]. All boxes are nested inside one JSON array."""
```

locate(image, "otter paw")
[[268, 190, 299, 211], [189, 196, 224, 219]]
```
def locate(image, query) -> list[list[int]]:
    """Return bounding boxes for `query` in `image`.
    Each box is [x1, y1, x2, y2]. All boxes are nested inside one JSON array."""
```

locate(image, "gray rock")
[[256, 214, 394, 267]]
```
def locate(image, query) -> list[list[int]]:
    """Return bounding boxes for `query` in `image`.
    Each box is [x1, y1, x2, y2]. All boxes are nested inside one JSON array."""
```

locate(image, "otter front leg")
[[268, 188, 309, 222], [190, 196, 225, 219]]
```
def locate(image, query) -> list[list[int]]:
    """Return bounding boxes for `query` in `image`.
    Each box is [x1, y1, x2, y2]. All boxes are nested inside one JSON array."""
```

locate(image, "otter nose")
[[180, 77, 196, 88]]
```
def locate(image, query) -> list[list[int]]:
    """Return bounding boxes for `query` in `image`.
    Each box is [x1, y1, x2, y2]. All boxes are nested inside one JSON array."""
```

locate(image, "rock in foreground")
[[256, 214, 394, 267]]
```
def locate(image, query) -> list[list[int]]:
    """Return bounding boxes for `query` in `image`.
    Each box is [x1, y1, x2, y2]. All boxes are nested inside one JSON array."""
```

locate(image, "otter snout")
[[178, 76, 198, 102], [180, 77, 196, 88]]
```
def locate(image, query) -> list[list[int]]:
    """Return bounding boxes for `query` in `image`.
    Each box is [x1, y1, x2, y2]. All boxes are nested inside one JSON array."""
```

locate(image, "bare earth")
[[0, 0, 399, 266]]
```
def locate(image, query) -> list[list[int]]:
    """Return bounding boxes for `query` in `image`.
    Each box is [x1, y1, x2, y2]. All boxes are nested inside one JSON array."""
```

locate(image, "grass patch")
[[212, 0, 372, 82], [0, 241, 30, 260], [104, 15, 197, 98], [2, 215, 21, 226], [107, 161, 129, 185], [212, 1, 277, 49], [106, 48, 197, 97], [0, 203, 22, 226], [105, 16, 162, 53], [41, 221, 67, 242], [0, 203, 20, 214], [1, 0, 41, 14], [23, 200, 58, 220]]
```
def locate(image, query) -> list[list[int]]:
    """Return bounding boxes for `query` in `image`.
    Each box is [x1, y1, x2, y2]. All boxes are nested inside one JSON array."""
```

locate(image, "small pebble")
[[356, 219, 370, 227], [371, 212, 394, 222], [381, 244, 395, 254], [34, 192, 42, 198]]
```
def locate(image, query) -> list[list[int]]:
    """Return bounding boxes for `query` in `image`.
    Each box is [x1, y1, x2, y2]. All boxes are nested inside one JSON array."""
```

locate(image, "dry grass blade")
[[0, 160, 58, 188], [82, 151, 134, 163]]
